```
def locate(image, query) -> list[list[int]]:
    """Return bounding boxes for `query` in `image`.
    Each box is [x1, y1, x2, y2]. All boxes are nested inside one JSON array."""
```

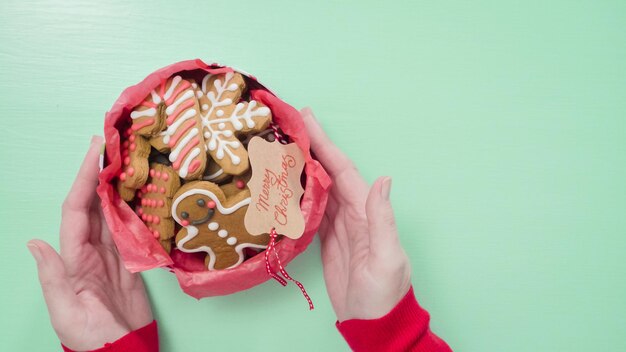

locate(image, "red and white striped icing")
[[132, 76, 204, 178]]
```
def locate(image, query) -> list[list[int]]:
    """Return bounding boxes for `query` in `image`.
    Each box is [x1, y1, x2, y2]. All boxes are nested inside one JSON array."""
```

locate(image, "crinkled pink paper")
[[96, 59, 331, 299]]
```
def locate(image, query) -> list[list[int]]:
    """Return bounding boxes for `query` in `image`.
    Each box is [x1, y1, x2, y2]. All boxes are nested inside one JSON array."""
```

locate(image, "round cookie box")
[[97, 59, 331, 298]]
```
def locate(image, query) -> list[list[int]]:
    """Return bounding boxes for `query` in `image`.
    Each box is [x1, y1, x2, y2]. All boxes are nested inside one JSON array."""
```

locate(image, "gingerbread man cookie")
[[172, 181, 270, 270], [198, 72, 272, 176], [131, 75, 206, 180], [116, 127, 150, 201], [136, 163, 181, 253]]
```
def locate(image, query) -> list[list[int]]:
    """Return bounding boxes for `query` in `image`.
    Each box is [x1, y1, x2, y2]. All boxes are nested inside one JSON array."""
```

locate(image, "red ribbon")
[[265, 228, 314, 310], [271, 123, 290, 145]]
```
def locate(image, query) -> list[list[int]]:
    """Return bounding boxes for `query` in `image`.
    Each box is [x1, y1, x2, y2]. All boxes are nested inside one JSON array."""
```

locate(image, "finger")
[[60, 136, 104, 254], [27, 240, 77, 325], [300, 107, 369, 203], [365, 177, 401, 256], [97, 205, 116, 247], [325, 191, 339, 217], [62, 136, 103, 213], [318, 213, 330, 243]]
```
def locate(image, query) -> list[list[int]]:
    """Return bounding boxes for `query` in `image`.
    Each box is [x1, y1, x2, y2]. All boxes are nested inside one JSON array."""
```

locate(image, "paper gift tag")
[[244, 137, 306, 239]]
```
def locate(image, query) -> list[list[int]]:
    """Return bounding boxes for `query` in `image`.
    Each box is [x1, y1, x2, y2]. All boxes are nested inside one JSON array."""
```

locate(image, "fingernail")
[[381, 177, 392, 200], [27, 242, 43, 263], [302, 107, 316, 121], [91, 135, 105, 146]]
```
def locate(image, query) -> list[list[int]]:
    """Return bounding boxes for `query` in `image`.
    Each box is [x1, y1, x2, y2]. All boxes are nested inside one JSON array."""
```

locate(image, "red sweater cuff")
[[61, 320, 159, 352], [336, 287, 452, 352]]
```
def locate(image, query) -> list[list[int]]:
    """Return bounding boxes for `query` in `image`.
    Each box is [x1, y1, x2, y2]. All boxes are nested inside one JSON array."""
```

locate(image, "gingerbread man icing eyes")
[[131, 75, 207, 180], [172, 181, 270, 270], [198, 72, 272, 176]]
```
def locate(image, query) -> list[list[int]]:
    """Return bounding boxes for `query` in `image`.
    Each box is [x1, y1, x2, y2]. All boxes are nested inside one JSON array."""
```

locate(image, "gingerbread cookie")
[[241, 128, 276, 146], [172, 181, 270, 270], [136, 163, 181, 253], [198, 72, 272, 175], [116, 128, 150, 201], [148, 134, 170, 154], [132, 75, 206, 180], [117, 183, 137, 202], [202, 159, 231, 184], [220, 170, 251, 198]]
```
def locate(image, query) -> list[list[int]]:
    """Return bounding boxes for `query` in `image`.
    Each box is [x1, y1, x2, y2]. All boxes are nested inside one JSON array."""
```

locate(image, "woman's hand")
[[27, 136, 153, 351], [301, 108, 412, 322]]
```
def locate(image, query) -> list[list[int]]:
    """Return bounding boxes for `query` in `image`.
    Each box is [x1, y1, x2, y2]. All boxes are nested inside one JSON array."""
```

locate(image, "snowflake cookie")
[[198, 72, 272, 176]]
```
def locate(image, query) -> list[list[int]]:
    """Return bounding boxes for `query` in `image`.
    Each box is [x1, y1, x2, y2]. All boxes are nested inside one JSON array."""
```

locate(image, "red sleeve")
[[336, 287, 452, 352], [61, 320, 159, 352]]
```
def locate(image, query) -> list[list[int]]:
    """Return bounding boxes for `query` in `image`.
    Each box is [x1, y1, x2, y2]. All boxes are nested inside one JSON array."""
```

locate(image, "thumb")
[[27, 240, 77, 325], [365, 177, 401, 257]]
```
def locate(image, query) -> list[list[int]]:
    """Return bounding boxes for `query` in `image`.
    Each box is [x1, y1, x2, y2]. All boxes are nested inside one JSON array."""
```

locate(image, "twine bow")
[[264, 228, 314, 310]]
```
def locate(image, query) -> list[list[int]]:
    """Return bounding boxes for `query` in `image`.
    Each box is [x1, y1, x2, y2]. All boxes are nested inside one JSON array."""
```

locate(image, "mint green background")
[[1, 1, 625, 351]]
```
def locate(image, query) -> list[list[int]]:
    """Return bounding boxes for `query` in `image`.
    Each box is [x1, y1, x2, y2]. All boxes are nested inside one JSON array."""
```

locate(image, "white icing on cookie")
[[163, 76, 182, 100], [172, 187, 266, 270], [176, 225, 218, 270], [130, 108, 156, 119], [199, 72, 270, 167], [131, 75, 203, 178], [202, 167, 224, 182], [172, 188, 250, 223], [179, 147, 201, 178], [163, 109, 197, 144], [169, 128, 198, 162], [166, 90, 195, 115]]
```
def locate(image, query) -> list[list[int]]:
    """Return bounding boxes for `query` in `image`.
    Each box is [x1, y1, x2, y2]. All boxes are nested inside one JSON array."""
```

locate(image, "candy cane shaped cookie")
[[199, 72, 272, 175], [132, 76, 207, 180]]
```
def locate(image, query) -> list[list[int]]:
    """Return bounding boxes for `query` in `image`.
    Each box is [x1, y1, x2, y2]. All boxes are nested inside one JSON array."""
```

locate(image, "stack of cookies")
[[116, 72, 278, 270]]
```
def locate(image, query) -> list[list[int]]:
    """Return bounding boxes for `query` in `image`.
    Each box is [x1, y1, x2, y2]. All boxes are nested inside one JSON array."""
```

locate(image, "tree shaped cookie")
[[172, 181, 270, 270], [131, 75, 206, 180], [198, 72, 272, 176], [116, 127, 150, 201], [136, 163, 181, 253]]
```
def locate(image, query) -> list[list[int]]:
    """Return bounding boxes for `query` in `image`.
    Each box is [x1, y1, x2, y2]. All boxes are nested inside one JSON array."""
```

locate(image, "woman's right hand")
[[27, 136, 154, 351], [301, 108, 412, 322]]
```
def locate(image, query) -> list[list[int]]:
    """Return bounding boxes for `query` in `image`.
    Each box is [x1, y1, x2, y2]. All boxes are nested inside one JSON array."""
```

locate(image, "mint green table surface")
[[1, 1, 625, 351]]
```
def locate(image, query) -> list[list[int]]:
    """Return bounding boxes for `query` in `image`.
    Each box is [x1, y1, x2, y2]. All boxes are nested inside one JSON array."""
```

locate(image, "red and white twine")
[[265, 228, 314, 310], [271, 123, 289, 145]]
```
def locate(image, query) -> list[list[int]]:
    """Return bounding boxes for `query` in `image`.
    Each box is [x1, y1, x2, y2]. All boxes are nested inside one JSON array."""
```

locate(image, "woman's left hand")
[[27, 136, 153, 351]]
